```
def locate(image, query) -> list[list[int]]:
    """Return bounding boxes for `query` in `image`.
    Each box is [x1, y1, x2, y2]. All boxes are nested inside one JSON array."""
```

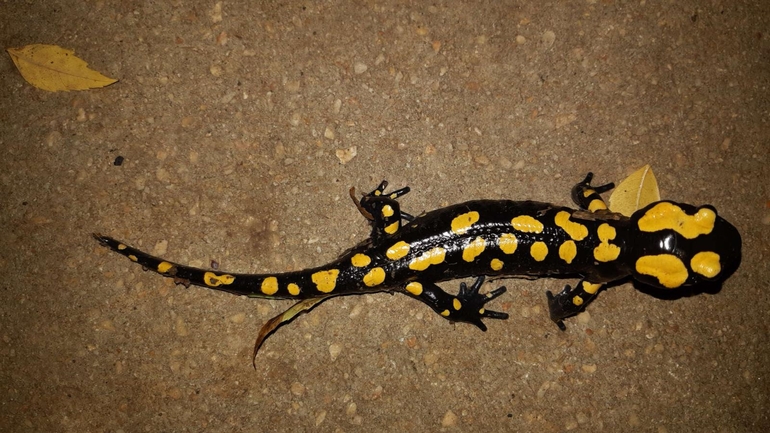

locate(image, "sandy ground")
[[1, 1, 768, 432]]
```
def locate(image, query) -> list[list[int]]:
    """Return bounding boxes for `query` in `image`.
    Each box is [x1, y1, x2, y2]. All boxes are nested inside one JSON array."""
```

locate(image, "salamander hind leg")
[[404, 276, 509, 332], [571, 172, 615, 212], [546, 280, 604, 330], [350, 180, 413, 243]]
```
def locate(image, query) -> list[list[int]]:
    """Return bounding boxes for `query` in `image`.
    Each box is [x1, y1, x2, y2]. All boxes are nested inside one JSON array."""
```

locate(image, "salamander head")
[[627, 201, 741, 289]]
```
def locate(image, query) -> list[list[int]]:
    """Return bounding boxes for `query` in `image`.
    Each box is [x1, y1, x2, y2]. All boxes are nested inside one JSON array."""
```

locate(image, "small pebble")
[[113, 156, 124, 166], [354, 62, 368, 74], [541, 30, 556, 48], [581, 363, 597, 374], [441, 410, 458, 427], [229, 313, 246, 324], [329, 343, 342, 361], [346, 402, 357, 417], [335, 146, 357, 164], [152, 240, 168, 256], [175, 317, 189, 337], [290, 381, 305, 396], [315, 410, 327, 426]]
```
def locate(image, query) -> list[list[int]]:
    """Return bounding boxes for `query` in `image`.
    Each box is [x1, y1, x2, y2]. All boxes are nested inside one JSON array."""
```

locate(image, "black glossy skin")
[[95, 173, 742, 336]]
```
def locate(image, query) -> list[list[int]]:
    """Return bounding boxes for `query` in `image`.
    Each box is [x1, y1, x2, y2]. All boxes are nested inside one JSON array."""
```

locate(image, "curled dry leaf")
[[7, 44, 118, 92]]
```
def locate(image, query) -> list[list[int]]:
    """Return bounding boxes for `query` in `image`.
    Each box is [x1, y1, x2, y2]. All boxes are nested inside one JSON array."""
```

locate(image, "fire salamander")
[[95, 173, 741, 360]]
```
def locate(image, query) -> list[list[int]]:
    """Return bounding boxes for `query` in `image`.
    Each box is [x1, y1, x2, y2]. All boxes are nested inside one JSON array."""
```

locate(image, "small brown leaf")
[[609, 165, 661, 216], [7, 44, 118, 92]]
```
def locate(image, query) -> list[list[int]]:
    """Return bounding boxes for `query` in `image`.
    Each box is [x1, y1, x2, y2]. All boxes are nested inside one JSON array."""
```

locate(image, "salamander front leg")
[[546, 280, 603, 330], [349, 180, 413, 243], [405, 276, 509, 332], [571, 172, 615, 213]]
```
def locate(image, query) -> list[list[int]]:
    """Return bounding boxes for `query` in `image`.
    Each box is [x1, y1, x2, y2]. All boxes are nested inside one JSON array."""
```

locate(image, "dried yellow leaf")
[[609, 165, 661, 216], [7, 44, 117, 92]]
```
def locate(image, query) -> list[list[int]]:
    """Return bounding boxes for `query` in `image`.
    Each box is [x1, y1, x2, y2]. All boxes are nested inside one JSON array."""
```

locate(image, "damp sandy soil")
[[1, 1, 768, 432]]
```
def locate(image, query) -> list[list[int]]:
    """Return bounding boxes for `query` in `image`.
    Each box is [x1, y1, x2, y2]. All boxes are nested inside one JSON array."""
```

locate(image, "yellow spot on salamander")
[[636, 254, 689, 288], [287, 283, 301, 296], [384, 221, 399, 234], [637, 202, 716, 239], [490, 258, 504, 271], [462, 236, 486, 262], [440, 309, 450, 317], [261, 276, 279, 295], [128, 255, 138, 262], [351, 253, 371, 267], [451, 211, 480, 235], [588, 199, 607, 212], [558, 240, 577, 264], [386, 241, 411, 260], [312, 269, 340, 293], [581, 281, 602, 295], [691, 251, 721, 279], [498, 233, 518, 254], [593, 223, 621, 262], [117, 244, 127, 250], [363, 267, 386, 287], [409, 247, 446, 271], [381, 204, 394, 217], [405, 281, 423, 296], [511, 215, 544, 233], [583, 189, 595, 198], [572, 295, 584, 306], [157, 261, 174, 273], [555, 211, 588, 241], [530, 241, 548, 261], [204, 272, 236, 287], [453, 298, 462, 310]]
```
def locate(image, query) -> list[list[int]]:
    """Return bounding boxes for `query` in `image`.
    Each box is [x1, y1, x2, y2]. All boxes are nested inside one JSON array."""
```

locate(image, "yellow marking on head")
[[311, 269, 340, 293], [128, 255, 138, 262], [117, 244, 127, 250], [490, 258, 504, 271], [583, 189, 595, 198], [558, 240, 577, 264], [204, 272, 236, 287], [386, 241, 411, 260], [530, 241, 549, 261], [581, 281, 602, 295], [440, 309, 450, 317], [381, 205, 395, 217], [511, 215, 544, 233], [384, 221, 400, 234], [636, 254, 689, 288], [462, 236, 486, 262], [637, 202, 716, 239], [498, 233, 518, 254], [588, 199, 607, 212], [157, 261, 174, 273], [405, 281, 423, 296], [555, 211, 588, 241], [261, 276, 279, 295], [453, 298, 462, 310], [572, 295, 584, 306], [363, 267, 386, 287], [451, 211, 480, 235], [593, 223, 621, 262], [691, 251, 721, 279], [287, 283, 301, 296], [351, 253, 371, 267], [409, 247, 446, 271]]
